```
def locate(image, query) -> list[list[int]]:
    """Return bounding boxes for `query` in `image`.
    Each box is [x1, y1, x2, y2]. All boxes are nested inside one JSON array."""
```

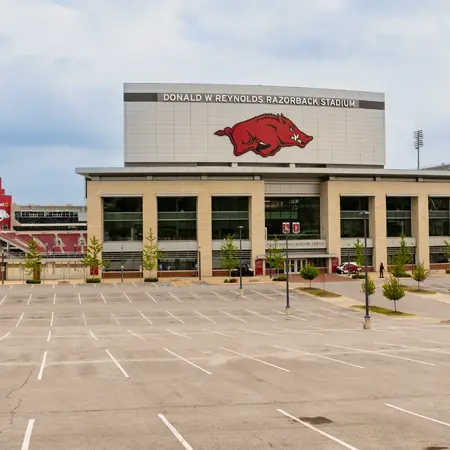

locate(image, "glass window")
[[212, 197, 249, 211], [386, 220, 411, 237], [103, 197, 143, 242], [340, 197, 369, 211], [157, 197, 197, 241], [104, 220, 143, 242], [429, 197, 449, 210], [103, 197, 143, 213], [386, 197, 411, 211], [429, 219, 450, 236], [265, 197, 320, 240], [340, 219, 369, 238], [212, 196, 249, 240], [430, 252, 448, 264]]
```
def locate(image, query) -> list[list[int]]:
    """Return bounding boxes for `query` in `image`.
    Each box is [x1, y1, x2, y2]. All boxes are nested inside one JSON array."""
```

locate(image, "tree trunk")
[[309, 279, 312, 288], [394, 300, 397, 312], [417, 281, 420, 291]]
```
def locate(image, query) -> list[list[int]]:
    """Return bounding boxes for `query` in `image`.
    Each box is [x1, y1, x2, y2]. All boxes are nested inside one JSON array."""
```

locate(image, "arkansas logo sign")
[[215, 113, 313, 158]]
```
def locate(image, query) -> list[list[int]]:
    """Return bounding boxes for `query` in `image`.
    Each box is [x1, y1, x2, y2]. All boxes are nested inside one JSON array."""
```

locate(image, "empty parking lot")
[[0, 282, 450, 449]]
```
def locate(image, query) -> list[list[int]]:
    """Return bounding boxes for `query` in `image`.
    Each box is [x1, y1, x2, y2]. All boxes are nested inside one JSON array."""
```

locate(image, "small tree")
[[382, 275, 405, 312], [220, 234, 239, 278], [444, 240, 450, 272], [300, 264, 319, 288], [354, 238, 365, 269], [411, 261, 430, 291], [22, 239, 43, 281], [81, 236, 109, 279], [391, 232, 411, 278], [142, 228, 164, 275], [361, 278, 376, 306], [266, 235, 285, 278]]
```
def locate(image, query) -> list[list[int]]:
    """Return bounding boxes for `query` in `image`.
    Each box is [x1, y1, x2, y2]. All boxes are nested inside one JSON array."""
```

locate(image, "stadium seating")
[[0, 231, 88, 254]]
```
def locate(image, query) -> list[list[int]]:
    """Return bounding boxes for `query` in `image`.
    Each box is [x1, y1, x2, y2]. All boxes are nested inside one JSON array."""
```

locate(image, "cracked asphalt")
[[0, 282, 450, 449]]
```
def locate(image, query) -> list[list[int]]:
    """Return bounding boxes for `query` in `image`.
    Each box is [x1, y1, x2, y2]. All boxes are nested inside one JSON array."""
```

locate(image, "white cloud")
[[0, 0, 450, 202]]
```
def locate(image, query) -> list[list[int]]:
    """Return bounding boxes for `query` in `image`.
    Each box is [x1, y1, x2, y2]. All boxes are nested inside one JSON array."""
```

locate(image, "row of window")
[[101, 196, 450, 242]]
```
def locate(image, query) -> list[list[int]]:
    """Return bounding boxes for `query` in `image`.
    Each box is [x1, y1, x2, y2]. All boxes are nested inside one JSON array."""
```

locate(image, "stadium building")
[[75, 83, 450, 278]]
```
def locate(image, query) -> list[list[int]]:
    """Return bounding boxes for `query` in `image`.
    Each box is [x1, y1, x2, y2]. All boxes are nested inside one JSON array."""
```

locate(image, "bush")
[[446, 269, 450, 274], [382, 275, 406, 312], [144, 277, 159, 282], [352, 273, 365, 279], [229, 278, 238, 283], [273, 275, 287, 281], [86, 278, 101, 283], [26, 279, 41, 284], [223, 279, 229, 283]]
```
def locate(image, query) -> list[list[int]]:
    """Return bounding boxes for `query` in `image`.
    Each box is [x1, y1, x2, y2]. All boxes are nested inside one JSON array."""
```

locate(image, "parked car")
[[336, 262, 361, 274], [231, 264, 254, 277]]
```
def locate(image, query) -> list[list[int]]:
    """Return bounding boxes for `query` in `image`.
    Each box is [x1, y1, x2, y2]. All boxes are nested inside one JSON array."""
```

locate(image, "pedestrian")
[[379, 262, 384, 278]]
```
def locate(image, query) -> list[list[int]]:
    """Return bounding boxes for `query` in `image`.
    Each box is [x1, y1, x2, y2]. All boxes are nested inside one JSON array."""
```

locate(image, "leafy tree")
[[391, 233, 412, 278], [444, 240, 450, 271], [354, 238, 365, 269], [22, 239, 43, 281], [81, 236, 109, 278], [220, 234, 239, 278], [411, 261, 430, 291], [381, 275, 406, 312], [300, 264, 319, 288], [361, 278, 376, 305], [266, 235, 285, 277], [142, 228, 164, 275]]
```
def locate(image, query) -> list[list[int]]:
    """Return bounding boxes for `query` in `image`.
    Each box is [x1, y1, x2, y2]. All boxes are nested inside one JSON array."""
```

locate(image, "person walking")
[[379, 262, 385, 278]]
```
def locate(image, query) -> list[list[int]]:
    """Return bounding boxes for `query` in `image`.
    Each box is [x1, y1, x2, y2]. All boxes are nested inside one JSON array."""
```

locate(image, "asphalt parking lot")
[[1, 282, 450, 449]]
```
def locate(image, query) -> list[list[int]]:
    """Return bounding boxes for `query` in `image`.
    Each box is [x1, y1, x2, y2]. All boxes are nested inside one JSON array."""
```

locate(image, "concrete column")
[[197, 191, 212, 277], [412, 194, 429, 268], [86, 181, 104, 278], [249, 187, 266, 271], [142, 190, 157, 278], [371, 194, 387, 270], [320, 181, 340, 272]]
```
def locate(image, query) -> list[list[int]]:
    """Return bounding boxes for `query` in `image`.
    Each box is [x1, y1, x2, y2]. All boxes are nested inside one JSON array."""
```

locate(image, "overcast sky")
[[1, 0, 449, 204]]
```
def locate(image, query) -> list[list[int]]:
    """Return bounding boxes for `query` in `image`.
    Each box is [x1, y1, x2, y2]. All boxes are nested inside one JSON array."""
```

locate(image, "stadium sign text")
[[161, 93, 357, 108]]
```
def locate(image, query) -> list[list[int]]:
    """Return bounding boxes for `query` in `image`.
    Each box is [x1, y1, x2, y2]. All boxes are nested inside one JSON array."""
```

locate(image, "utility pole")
[[414, 130, 424, 170]]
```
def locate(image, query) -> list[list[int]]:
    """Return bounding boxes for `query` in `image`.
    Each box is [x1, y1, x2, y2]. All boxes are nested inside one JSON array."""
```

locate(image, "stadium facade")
[[76, 83, 450, 277]]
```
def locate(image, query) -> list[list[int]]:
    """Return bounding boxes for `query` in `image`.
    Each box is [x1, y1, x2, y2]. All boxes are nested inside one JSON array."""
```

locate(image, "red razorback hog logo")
[[214, 113, 313, 158]]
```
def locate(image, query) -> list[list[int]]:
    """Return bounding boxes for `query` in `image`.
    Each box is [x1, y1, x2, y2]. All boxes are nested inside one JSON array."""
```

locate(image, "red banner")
[[0, 195, 11, 230]]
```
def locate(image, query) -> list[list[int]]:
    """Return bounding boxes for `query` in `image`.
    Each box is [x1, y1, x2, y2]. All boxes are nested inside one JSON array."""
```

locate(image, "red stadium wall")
[[0, 178, 12, 231]]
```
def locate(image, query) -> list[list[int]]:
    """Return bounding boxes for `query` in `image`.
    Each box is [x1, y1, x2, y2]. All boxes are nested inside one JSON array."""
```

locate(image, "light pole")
[[121, 245, 124, 283], [238, 226, 243, 296], [1, 248, 4, 285], [360, 211, 370, 329], [282, 222, 291, 313], [198, 246, 202, 281], [414, 129, 424, 170]]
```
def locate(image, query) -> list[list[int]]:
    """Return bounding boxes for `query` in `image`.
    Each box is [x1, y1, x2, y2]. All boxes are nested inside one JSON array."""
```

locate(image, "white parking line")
[[295, 307, 334, 321], [146, 292, 157, 303], [0, 331, 11, 341], [89, 330, 99, 341], [164, 348, 211, 375], [78, 293, 82, 305], [21, 419, 35, 450], [375, 341, 450, 355], [138, 310, 153, 324], [251, 289, 275, 301], [274, 345, 365, 369], [169, 292, 182, 303], [128, 330, 146, 340], [158, 413, 195, 450], [105, 349, 129, 378], [165, 329, 192, 340], [16, 312, 24, 327], [203, 328, 234, 338], [82, 312, 87, 326], [219, 309, 247, 323], [327, 344, 435, 366], [385, 403, 450, 428], [124, 292, 132, 303], [166, 310, 185, 324], [277, 409, 359, 450], [53, 293, 56, 305], [37, 351, 47, 380], [50, 312, 54, 327], [245, 309, 277, 322], [0, 294, 6, 306], [133, 282, 138, 288], [193, 310, 216, 323], [9, 285, 13, 290], [220, 347, 290, 372], [113, 283, 117, 288], [26, 294, 32, 306], [100, 293, 107, 304], [31, 284, 34, 289], [240, 328, 277, 337], [47, 331, 52, 342], [213, 292, 230, 302], [112, 313, 121, 326], [93, 283, 97, 288], [272, 309, 308, 321]]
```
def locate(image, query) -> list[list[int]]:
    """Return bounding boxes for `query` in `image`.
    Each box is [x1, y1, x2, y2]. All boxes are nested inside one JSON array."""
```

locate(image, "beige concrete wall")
[[86, 180, 265, 277]]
